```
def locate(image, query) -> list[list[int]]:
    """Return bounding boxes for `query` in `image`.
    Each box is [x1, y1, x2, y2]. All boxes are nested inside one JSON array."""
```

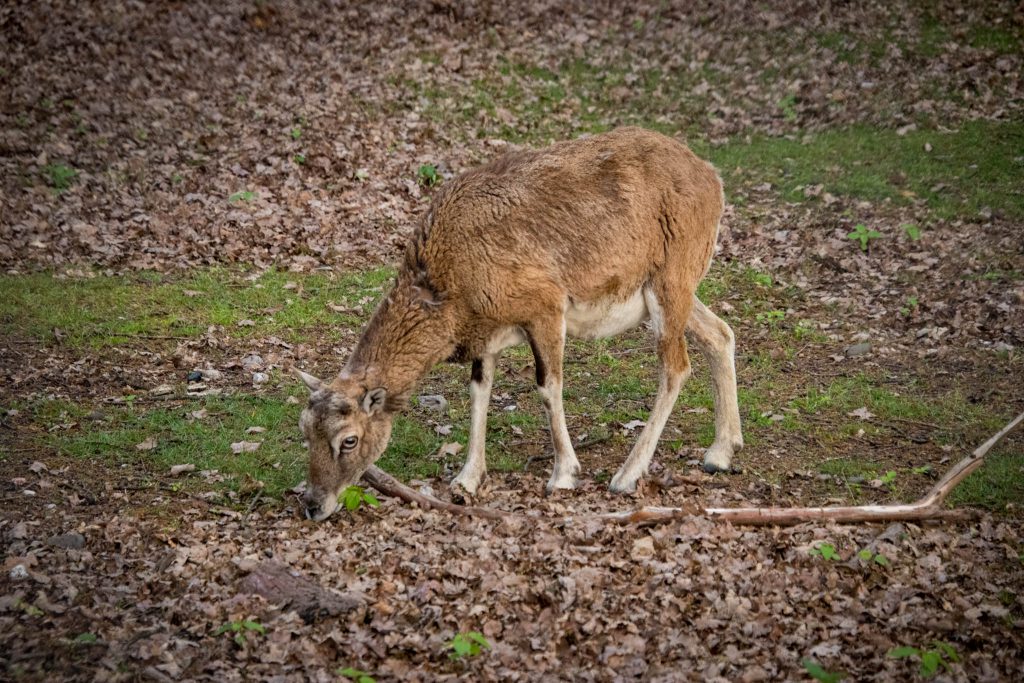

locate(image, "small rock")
[[9, 564, 29, 581], [252, 372, 269, 385], [46, 532, 86, 550], [503, 404, 517, 412], [200, 367, 223, 381], [187, 370, 203, 382], [169, 464, 196, 476], [844, 342, 871, 357], [23, 489, 36, 496], [631, 536, 656, 560], [418, 394, 448, 412], [150, 384, 174, 396], [231, 441, 262, 454], [28, 461, 47, 474], [241, 354, 264, 372]]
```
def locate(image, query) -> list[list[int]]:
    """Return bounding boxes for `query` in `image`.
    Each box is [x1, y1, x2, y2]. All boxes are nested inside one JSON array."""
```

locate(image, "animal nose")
[[304, 504, 319, 520]]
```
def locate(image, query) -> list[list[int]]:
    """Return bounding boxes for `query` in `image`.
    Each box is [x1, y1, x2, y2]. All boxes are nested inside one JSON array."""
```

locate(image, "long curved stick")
[[361, 411, 1023, 527]]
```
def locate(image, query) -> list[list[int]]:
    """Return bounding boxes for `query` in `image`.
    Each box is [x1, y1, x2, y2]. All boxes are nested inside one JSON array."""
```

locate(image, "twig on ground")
[[362, 411, 1024, 527], [522, 452, 552, 471]]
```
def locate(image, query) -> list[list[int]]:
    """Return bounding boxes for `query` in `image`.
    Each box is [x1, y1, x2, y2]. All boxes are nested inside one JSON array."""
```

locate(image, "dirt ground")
[[2, 1, 1023, 681]]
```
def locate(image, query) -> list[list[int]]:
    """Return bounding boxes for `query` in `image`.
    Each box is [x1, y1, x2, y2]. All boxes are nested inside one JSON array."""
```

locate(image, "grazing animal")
[[296, 127, 743, 521]]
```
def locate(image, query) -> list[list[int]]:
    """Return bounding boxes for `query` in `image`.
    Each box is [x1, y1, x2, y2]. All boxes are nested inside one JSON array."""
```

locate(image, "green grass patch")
[[968, 24, 1021, 53], [703, 119, 1024, 219], [785, 374, 1023, 509], [917, 14, 951, 58], [951, 450, 1024, 511], [0, 267, 394, 349], [45, 394, 306, 498]]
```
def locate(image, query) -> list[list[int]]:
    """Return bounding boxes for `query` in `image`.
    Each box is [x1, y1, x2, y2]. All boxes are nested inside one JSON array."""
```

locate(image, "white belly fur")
[[565, 288, 648, 339]]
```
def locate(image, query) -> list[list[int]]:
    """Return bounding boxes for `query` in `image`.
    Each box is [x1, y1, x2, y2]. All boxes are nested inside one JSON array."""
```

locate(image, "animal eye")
[[342, 436, 359, 450]]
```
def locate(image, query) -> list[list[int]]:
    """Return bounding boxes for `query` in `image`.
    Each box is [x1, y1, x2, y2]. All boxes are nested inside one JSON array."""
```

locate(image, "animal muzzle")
[[302, 488, 338, 521]]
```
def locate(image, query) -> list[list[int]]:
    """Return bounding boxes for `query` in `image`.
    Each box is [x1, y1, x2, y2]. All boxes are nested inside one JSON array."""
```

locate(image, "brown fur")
[[298, 127, 740, 520]]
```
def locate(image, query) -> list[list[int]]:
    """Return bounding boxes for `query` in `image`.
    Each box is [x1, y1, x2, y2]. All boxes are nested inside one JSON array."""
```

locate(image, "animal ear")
[[362, 387, 387, 415], [410, 284, 442, 308], [294, 368, 323, 392]]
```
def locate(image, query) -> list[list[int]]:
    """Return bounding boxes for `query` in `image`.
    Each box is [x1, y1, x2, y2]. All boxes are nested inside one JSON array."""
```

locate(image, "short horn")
[[294, 368, 324, 392]]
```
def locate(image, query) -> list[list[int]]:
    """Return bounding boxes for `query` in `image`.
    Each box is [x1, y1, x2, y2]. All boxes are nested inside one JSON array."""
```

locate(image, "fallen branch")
[[362, 411, 1024, 527]]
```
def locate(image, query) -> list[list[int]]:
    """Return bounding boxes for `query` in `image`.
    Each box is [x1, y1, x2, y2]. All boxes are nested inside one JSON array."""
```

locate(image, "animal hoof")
[[545, 478, 577, 496], [702, 443, 735, 474], [449, 482, 475, 505], [608, 475, 637, 495]]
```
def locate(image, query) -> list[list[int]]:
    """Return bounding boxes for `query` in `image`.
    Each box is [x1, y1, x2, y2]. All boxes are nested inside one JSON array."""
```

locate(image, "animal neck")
[[345, 278, 457, 400]]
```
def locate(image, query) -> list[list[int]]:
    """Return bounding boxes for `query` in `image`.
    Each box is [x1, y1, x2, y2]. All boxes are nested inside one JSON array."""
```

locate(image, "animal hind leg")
[[687, 297, 743, 472], [609, 287, 692, 494]]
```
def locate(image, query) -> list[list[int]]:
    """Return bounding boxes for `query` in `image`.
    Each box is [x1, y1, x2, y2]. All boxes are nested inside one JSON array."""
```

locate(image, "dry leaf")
[[436, 442, 462, 459], [135, 437, 158, 451]]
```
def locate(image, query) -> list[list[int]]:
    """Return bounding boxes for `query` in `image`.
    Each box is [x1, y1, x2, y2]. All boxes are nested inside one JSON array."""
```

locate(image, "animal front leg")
[[452, 355, 496, 496], [526, 317, 580, 493]]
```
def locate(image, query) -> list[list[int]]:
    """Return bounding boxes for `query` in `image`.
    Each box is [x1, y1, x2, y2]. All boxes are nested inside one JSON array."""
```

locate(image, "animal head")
[[295, 369, 395, 521]]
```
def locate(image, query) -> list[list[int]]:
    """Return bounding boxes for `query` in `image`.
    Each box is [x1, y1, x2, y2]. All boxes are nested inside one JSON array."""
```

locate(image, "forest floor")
[[1, 1, 1023, 680]]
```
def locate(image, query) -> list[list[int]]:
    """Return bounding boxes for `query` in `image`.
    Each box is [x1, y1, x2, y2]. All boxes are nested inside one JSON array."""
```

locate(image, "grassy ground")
[[4, 260, 1020, 512]]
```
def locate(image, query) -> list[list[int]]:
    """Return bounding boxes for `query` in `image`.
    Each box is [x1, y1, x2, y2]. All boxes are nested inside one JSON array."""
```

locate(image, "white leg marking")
[[452, 355, 496, 495], [609, 365, 687, 493], [539, 376, 581, 492], [537, 317, 579, 493], [688, 297, 743, 473]]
